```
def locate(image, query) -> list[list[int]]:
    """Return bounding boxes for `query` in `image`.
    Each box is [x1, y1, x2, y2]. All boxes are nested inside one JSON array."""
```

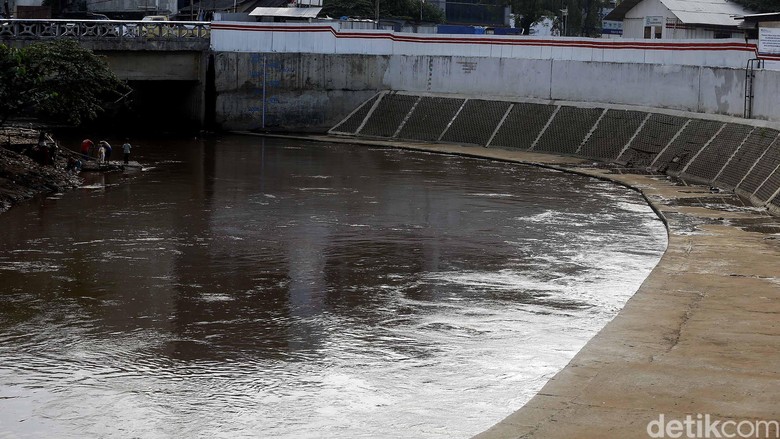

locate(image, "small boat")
[[80, 160, 144, 172]]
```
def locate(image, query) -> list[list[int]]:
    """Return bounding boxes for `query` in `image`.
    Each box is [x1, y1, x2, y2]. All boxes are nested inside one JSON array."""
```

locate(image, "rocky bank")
[[0, 127, 82, 213]]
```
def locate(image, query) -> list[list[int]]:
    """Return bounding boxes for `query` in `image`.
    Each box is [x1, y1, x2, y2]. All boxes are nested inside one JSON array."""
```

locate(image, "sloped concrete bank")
[[330, 92, 780, 217], [249, 133, 780, 439]]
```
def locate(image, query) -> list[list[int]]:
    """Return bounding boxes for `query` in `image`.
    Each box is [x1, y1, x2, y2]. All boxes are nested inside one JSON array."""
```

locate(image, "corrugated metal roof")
[[604, 0, 642, 21], [179, 0, 287, 14], [604, 0, 754, 26], [249, 7, 321, 17], [661, 0, 753, 26]]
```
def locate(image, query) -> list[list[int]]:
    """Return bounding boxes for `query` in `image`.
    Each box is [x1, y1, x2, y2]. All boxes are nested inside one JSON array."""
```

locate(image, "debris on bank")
[[0, 127, 82, 213]]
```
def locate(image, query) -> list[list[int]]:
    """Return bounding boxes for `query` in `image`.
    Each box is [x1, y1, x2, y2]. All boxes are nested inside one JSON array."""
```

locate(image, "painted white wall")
[[551, 61, 701, 109], [384, 56, 554, 99], [210, 22, 761, 69], [211, 23, 780, 127]]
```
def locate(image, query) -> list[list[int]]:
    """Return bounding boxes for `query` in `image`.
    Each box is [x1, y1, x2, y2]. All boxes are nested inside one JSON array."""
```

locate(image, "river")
[[0, 135, 666, 438]]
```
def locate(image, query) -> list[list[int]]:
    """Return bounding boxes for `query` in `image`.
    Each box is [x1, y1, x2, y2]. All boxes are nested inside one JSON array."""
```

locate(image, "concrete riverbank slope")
[[331, 92, 780, 216], [320, 93, 780, 437]]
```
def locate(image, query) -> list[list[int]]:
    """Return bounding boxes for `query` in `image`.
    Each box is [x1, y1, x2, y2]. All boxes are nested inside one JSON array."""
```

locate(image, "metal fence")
[[0, 19, 210, 41]]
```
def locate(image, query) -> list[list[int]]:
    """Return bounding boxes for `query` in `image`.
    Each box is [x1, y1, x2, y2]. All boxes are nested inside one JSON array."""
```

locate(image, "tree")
[[322, 0, 375, 18], [509, 0, 557, 35], [322, 0, 444, 22], [0, 40, 130, 128], [731, 0, 780, 12], [507, 0, 606, 36]]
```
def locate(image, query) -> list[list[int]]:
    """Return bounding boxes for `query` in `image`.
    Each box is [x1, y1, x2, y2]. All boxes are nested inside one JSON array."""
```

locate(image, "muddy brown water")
[[0, 136, 666, 438]]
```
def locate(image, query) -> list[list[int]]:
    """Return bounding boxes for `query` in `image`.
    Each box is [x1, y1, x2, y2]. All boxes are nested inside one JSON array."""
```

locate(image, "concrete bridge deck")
[[0, 18, 212, 129]]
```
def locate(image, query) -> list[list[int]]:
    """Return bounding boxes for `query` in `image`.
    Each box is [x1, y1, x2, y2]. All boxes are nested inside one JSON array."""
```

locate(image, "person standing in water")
[[122, 139, 132, 164], [97, 143, 106, 165], [80, 139, 94, 160], [100, 140, 112, 163]]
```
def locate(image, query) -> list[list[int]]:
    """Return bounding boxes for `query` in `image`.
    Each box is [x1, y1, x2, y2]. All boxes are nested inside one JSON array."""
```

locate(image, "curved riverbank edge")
[[329, 92, 780, 218], [242, 132, 780, 439]]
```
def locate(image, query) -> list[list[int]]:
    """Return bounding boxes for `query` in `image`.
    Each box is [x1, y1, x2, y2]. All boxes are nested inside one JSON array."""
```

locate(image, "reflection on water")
[[0, 136, 666, 438]]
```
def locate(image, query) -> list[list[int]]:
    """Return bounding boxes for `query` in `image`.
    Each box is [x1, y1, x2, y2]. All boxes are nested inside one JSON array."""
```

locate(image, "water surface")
[[0, 136, 666, 438]]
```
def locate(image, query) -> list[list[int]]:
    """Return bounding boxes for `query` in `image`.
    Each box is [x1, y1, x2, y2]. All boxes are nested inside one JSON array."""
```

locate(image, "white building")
[[604, 0, 755, 39]]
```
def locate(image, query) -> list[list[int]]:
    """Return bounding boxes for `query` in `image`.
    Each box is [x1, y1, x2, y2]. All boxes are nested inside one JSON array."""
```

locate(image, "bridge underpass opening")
[[119, 80, 204, 133]]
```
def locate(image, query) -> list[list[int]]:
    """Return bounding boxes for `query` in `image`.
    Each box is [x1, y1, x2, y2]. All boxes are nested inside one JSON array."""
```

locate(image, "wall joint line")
[[712, 127, 754, 184], [438, 99, 468, 142], [328, 91, 382, 135], [651, 119, 691, 169], [679, 122, 727, 175], [486, 104, 514, 148], [529, 106, 560, 151], [392, 96, 422, 138], [575, 108, 609, 155], [616, 112, 652, 163], [735, 131, 780, 191], [355, 91, 386, 136]]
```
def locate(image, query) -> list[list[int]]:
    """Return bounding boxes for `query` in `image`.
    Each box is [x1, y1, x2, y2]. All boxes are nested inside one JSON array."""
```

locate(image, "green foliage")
[[0, 45, 34, 127], [322, 0, 444, 22], [322, 0, 375, 18], [509, 0, 549, 33], [731, 0, 780, 12], [508, 0, 606, 36], [0, 40, 129, 128]]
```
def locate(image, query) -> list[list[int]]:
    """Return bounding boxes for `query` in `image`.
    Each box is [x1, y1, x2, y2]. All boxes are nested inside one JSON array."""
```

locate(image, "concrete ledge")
[[244, 133, 780, 439]]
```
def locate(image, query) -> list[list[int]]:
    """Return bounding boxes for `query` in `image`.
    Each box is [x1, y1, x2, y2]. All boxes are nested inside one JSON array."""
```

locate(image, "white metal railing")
[[0, 19, 210, 40]]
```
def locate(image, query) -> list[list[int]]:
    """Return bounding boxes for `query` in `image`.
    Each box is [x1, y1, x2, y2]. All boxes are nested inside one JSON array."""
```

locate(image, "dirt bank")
[[0, 127, 82, 213]]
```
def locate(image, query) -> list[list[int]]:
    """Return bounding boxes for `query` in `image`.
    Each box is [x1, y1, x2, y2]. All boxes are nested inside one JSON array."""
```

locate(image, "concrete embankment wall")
[[331, 91, 780, 214], [209, 23, 780, 132]]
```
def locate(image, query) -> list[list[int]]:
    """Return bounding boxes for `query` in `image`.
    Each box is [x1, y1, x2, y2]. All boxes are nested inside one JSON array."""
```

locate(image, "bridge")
[[0, 19, 212, 130]]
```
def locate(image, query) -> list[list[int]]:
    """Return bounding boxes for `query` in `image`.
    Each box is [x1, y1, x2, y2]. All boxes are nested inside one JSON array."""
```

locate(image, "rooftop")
[[605, 0, 755, 26], [248, 7, 322, 18]]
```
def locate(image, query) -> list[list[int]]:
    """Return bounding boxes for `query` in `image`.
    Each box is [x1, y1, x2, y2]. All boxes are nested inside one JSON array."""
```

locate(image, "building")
[[736, 12, 780, 39], [604, 0, 755, 39], [177, 0, 286, 20], [248, 4, 320, 22], [441, 0, 510, 27]]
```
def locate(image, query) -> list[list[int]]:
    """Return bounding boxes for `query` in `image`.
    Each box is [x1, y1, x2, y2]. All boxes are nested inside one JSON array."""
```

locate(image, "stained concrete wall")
[[214, 50, 777, 132], [214, 53, 390, 131], [331, 92, 780, 215], [210, 22, 780, 132], [210, 22, 763, 68], [103, 51, 204, 81], [104, 50, 207, 128]]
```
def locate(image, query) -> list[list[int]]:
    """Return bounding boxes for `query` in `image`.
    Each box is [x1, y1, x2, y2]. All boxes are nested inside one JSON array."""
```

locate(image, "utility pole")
[[375, 0, 379, 29]]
